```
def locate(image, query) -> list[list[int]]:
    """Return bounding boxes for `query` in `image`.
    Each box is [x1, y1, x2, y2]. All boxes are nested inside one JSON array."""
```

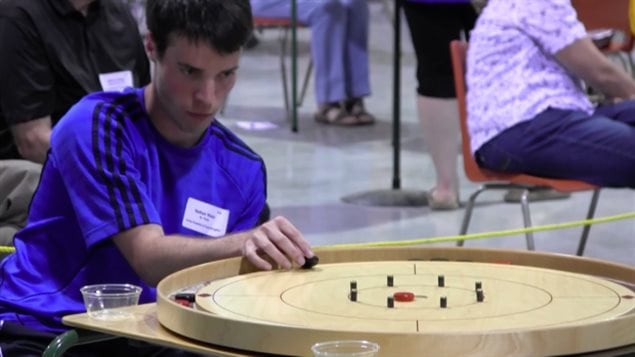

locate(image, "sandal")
[[426, 189, 460, 211], [314, 103, 361, 126], [346, 98, 376, 125]]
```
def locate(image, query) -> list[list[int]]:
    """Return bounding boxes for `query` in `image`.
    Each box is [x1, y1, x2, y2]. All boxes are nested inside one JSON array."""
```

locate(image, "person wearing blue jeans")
[[467, 0, 635, 187], [250, 0, 375, 126]]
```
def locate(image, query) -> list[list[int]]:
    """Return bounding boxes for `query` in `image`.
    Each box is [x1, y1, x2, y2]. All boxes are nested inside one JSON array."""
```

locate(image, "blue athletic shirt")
[[0, 87, 267, 333]]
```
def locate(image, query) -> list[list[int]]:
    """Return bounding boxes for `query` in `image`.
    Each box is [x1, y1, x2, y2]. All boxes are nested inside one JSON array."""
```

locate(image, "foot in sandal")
[[346, 98, 376, 125], [314, 102, 373, 126]]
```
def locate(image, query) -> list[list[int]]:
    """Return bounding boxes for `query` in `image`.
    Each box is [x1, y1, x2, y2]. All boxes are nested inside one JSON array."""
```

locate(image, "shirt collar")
[[48, 0, 99, 17]]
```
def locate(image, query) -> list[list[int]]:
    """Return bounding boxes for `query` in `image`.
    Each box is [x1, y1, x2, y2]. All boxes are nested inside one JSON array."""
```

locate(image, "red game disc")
[[393, 292, 415, 302]]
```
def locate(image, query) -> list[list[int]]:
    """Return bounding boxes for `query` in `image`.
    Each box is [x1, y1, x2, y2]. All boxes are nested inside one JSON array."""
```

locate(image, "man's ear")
[[145, 33, 158, 62]]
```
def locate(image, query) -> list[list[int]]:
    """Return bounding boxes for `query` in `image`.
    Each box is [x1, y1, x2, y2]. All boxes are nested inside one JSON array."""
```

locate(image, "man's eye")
[[180, 66, 195, 75], [221, 70, 235, 79]]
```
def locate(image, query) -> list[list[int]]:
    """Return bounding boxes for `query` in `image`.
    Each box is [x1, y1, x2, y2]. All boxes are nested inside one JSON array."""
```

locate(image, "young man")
[[0, 0, 314, 355], [467, 0, 635, 187]]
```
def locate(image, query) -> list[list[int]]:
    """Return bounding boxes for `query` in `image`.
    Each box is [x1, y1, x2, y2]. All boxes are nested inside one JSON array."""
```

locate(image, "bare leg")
[[417, 95, 460, 209]]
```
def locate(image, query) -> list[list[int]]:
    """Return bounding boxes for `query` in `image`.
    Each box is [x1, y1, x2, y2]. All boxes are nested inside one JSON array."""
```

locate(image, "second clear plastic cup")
[[311, 340, 380, 357]]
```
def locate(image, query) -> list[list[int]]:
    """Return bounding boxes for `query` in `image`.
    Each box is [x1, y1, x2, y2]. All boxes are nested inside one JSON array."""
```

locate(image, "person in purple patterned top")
[[467, 0, 635, 187]]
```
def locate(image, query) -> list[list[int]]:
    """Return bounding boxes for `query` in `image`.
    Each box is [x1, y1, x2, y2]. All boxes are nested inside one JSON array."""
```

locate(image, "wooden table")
[[63, 303, 261, 356]]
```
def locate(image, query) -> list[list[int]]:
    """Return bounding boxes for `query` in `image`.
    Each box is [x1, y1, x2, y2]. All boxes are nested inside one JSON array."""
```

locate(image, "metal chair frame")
[[253, 17, 313, 120], [42, 329, 116, 357]]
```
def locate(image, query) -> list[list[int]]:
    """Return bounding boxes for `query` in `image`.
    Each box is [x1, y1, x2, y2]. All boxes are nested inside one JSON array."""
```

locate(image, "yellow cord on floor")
[[0, 246, 15, 254], [321, 211, 635, 249], [0, 211, 633, 255]]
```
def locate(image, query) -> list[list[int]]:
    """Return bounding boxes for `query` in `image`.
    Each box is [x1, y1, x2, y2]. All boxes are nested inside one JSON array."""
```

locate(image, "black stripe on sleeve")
[[92, 102, 125, 230], [112, 102, 150, 225], [102, 102, 137, 228], [93, 94, 149, 230]]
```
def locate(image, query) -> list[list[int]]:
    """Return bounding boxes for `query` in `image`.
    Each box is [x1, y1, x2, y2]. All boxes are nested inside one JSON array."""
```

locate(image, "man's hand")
[[113, 216, 314, 286], [10, 116, 52, 163], [241, 216, 314, 270]]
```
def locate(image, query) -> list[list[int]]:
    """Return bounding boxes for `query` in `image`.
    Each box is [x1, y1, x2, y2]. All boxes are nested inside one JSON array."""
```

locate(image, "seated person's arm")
[[113, 216, 312, 287], [10, 116, 52, 163], [556, 37, 635, 100]]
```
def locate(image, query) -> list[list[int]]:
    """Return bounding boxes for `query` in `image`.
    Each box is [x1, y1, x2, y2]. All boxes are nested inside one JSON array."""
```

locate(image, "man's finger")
[[243, 240, 272, 270], [253, 228, 293, 269], [274, 216, 314, 262]]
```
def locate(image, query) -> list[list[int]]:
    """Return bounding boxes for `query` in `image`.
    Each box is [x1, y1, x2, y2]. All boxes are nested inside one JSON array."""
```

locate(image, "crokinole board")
[[157, 247, 635, 356]]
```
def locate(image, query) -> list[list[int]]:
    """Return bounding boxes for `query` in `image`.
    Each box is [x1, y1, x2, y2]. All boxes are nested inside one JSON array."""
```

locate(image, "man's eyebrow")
[[177, 62, 202, 71]]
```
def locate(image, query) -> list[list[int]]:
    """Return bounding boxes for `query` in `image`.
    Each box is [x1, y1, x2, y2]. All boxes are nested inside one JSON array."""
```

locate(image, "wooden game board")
[[156, 247, 635, 356]]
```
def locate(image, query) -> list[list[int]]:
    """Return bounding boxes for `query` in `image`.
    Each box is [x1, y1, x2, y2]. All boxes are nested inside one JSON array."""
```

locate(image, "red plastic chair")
[[572, 0, 634, 87], [449, 40, 601, 256], [572, 0, 633, 52]]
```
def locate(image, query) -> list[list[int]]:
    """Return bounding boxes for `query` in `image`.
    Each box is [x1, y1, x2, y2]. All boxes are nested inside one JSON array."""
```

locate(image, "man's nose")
[[194, 79, 217, 108]]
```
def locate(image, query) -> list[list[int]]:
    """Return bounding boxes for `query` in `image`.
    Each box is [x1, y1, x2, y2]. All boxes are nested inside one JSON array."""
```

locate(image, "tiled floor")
[[219, 3, 635, 266]]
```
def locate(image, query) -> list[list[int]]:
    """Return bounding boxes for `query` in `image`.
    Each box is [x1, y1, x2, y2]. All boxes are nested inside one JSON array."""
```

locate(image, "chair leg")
[[43, 329, 116, 357], [519, 190, 536, 250], [626, 53, 635, 78], [576, 189, 601, 256], [279, 28, 291, 119], [380, 0, 395, 26], [43, 330, 79, 357], [298, 58, 313, 107], [457, 186, 488, 247], [613, 51, 633, 78]]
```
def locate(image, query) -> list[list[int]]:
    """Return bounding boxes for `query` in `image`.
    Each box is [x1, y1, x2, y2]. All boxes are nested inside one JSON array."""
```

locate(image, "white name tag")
[[182, 198, 229, 237], [98, 70, 134, 92]]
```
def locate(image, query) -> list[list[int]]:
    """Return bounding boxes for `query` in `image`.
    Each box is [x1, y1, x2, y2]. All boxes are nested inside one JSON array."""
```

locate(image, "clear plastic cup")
[[80, 284, 142, 321], [311, 340, 380, 357]]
